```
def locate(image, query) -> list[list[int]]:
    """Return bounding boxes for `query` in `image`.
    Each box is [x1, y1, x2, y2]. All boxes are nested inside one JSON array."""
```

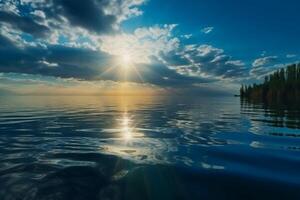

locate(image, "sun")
[[122, 54, 132, 64], [112, 52, 144, 82], [119, 53, 133, 70]]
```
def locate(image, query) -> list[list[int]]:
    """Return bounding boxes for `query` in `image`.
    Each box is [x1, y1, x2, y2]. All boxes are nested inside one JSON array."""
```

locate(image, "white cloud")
[[201, 26, 214, 34], [30, 10, 46, 18], [252, 56, 278, 67], [196, 45, 223, 57], [0, 0, 20, 15], [286, 54, 297, 58], [211, 55, 229, 63], [261, 51, 267, 56], [99, 24, 180, 63], [226, 60, 245, 67], [181, 34, 192, 39], [38, 60, 58, 67], [161, 43, 247, 80], [105, 0, 146, 23], [250, 63, 284, 79], [0, 1, 264, 88]]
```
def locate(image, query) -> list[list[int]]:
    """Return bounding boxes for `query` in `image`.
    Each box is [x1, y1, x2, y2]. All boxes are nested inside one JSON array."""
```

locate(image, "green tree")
[[240, 63, 300, 102]]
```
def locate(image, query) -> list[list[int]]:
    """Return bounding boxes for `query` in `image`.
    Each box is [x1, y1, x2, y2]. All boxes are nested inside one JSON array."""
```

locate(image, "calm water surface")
[[0, 96, 299, 200]]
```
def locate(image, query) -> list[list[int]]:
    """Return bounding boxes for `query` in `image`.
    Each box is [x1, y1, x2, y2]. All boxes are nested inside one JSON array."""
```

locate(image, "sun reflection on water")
[[121, 114, 133, 141], [97, 96, 173, 164]]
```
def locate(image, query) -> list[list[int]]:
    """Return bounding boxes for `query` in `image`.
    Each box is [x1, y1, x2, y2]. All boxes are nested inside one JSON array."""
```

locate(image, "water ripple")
[[0, 96, 299, 199]]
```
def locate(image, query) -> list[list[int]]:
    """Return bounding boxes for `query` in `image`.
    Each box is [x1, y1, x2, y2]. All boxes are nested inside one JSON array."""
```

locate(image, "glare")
[[122, 117, 130, 126], [122, 54, 132, 65], [121, 115, 133, 141], [119, 54, 133, 71], [123, 128, 132, 141]]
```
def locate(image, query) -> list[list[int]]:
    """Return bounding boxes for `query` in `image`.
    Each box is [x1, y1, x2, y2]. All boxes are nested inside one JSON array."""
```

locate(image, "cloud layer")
[[0, 0, 299, 94]]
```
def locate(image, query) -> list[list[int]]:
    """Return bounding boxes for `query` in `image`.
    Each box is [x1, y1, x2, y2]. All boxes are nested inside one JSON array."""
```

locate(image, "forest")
[[240, 63, 300, 102]]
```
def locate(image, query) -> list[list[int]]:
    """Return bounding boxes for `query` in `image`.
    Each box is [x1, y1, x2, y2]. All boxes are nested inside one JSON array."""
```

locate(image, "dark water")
[[0, 96, 299, 200]]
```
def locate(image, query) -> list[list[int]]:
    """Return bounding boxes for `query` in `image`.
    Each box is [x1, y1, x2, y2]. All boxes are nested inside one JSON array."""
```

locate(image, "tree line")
[[240, 63, 300, 102]]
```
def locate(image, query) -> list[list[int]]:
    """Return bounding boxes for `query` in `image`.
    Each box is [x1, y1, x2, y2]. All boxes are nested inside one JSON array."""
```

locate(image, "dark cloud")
[[0, 0, 128, 38], [0, 1, 249, 87], [129, 61, 210, 86], [56, 0, 116, 34], [160, 51, 190, 66], [0, 34, 111, 80], [0, 11, 50, 38], [0, 34, 15, 49], [0, 34, 208, 86]]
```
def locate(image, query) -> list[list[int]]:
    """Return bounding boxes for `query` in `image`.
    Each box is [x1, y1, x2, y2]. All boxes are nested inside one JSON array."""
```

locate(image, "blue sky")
[[0, 0, 299, 95], [124, 0, 300, 60]]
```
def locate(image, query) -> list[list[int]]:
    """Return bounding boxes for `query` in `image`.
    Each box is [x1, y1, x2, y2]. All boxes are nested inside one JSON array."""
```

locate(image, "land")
[[240, 63, 300, 103]]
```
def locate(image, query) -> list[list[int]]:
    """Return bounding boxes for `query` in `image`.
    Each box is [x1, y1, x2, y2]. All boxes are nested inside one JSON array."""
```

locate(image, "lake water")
[[0, 96, 299, 200]]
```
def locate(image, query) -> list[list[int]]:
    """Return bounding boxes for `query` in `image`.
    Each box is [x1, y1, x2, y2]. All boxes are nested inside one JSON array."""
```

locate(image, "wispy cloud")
[[286, 54, 297, 58], [252, 56, 278, 67], [201, 26, 214, 34], [181, 34, 192, 39]]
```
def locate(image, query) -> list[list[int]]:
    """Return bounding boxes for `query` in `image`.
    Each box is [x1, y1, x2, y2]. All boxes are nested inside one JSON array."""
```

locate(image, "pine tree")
[[240, 63, 300, 102]]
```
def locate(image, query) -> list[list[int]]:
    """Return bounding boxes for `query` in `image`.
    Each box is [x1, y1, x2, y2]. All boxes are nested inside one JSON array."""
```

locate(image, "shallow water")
[[0, 96, 299, 200]]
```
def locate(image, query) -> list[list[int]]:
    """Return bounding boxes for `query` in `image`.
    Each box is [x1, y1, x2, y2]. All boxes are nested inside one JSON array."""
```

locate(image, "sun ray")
[[132, 65, 145, 83], [98, 65, 117, 78], [97, 51, 147, 84]]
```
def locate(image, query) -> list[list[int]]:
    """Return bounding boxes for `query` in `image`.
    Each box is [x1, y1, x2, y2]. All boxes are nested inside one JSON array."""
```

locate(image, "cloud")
[[161, 44, 247, 80], [195, 45, 223, 57], [100, 24, 179, 63], [30, 10, 46, 19], [201, 26, 214, 34], [181, 34, 192, 39], [0, 11, 50, 38], [0, 8, 249, 90], [250, 55, 300, 80], [38, 60, 59, 67], [286, 54, 297, 58], [0, 36, 112, 80], [0, 73, 165, 96], [260, 51, 267, 56], [0, 1, 261, 91], [0, 0, 146, 39], [47, 0, 145, 33], [252, 56, 278, 67], [101, 24, 249, 84], [250, 63, 284, 79], [248, 56, 282, 79], [0, 34, 15, 48], [225, 60, 245, 67], [55, 0, 116, 34], [0, 0, 19, 15], [126, 59, 210, 86], [0, 33, 208, 87]]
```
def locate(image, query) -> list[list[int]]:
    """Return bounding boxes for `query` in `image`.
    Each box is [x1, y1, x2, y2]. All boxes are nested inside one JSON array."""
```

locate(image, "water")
[[0, 96, 299, 200]]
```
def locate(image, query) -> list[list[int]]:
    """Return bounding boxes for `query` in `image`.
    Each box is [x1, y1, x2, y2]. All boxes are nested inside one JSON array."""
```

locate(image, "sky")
[[0, 0, 299, 95]]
